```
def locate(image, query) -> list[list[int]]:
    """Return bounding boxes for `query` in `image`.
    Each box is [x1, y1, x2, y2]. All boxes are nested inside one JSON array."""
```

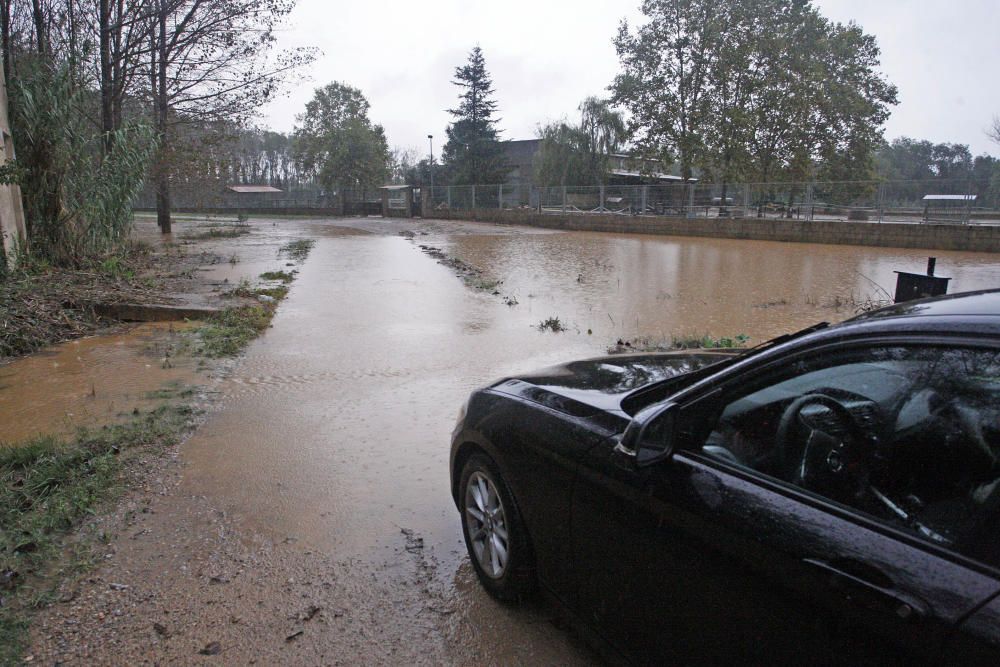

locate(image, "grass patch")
[[536, 316, 567, 333], [672, 333, 750, 349], [279, 239, 315, 261], [182, 226, 250, 240], [0, 404, 196, 663], [256, 285, 289, 300], [195, 304, 276, 357], [610, 333, 750, 354], [260, 270, 296, 283], [222, 278, 290, 303]]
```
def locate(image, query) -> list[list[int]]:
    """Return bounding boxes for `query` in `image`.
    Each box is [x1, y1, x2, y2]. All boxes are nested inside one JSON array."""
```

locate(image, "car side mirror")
[[619, 402, 678, 467]]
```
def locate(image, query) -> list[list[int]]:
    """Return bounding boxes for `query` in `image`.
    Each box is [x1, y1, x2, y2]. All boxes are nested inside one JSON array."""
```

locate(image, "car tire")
[[459, 453, 536, 601]]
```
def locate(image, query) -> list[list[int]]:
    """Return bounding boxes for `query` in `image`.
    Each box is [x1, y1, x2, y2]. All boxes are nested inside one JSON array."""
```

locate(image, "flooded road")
[[175, 219, 1000, 662]]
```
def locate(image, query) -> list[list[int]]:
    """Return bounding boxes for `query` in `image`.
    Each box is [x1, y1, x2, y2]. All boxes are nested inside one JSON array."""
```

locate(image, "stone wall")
[[431, 209, 1000, 253]]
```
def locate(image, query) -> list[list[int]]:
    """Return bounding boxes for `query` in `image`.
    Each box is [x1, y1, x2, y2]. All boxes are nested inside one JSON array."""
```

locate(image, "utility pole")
[[427, 134, 434, 191]]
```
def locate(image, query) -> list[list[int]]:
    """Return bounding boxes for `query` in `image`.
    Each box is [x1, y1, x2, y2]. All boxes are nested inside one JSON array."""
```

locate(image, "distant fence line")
[[135, 179, 1000, 225]]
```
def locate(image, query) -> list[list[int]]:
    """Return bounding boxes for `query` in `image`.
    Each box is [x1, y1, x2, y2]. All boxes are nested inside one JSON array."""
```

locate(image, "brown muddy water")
[[0, 323, 201, 444], [177, 219, 1000, 662]]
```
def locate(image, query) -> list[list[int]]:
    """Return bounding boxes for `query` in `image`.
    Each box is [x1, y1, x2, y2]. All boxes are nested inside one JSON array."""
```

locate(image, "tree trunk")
[[99, 0, 113, 150], [30, 0, 46, 53], [1, 0, 12, 87], [155, 0, 171, 233]]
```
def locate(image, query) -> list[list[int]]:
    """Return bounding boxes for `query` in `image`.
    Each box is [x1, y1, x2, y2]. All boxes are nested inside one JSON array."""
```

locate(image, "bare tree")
[[989, 116, 1000, 147], [145, 0, 315, 232]]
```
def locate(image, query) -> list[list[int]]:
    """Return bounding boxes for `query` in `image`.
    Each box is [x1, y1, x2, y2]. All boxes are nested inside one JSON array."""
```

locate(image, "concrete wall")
[[432, 208, 1000, 253]]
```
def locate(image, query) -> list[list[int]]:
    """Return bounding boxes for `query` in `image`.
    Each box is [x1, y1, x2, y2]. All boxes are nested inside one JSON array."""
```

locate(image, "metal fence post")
[[472, 185, 476, 210], [562, 186, 567, 213], [599, 184, 605, 212], [877, 182, 884, 223], [498, 184, 503, 209], [447, 185, 452, 209], [806, 182, 815, 221], [687, 183, 695, 218], [641, 186, 648, 215]]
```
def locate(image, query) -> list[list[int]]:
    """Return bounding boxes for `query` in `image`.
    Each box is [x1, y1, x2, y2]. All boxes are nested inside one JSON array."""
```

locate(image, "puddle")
[[0, 323, 202, 444]]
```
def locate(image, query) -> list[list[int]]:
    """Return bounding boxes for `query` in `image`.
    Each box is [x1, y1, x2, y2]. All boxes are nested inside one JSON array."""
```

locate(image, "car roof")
[[846, 288, 1000, 323]]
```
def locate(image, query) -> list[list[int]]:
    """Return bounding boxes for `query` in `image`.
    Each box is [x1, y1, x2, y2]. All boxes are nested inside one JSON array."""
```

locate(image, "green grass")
[[610, 333, 751, 354], [259, 270, 296, 283], [278, 239, 315, 261], [536, 316, 566, 333], [181, 226, 250, 240], [195, 305, 276, 357], [0, 404, 196, 663], [672, 333, 750, 349], [223, 279, 288, 302]]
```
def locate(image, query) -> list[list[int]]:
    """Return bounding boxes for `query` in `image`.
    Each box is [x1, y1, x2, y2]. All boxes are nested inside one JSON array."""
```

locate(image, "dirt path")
[[27, 216, 598, 665], [24, 214, 1000, 664]]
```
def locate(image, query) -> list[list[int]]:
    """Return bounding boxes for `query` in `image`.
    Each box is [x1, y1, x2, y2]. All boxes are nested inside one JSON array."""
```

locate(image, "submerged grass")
[[0, 404, 197, 663], [259, 270, 296, 283], [196, 304, 276, 357], [279, 239, 315, 261], [194, 237, 316, 357], [536, 316, 567, 333], [181, 226, 251, 241], [609, 333, 750, 354]]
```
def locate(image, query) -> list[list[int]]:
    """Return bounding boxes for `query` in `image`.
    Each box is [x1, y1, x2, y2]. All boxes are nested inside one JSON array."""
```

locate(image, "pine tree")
[[442, 47, 508, 186]]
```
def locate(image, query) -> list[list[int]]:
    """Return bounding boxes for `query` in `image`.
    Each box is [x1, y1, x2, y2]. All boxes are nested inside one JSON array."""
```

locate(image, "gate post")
[[562, 186, 567, 213], [472, 185, 477, 211], [599, 184, 605, 212], [380, 188, 390, 217], [447, 185, 452, 209], [498, 184, 503, 209], [403, 187, 413, 218], [421, 187, 432, 218]]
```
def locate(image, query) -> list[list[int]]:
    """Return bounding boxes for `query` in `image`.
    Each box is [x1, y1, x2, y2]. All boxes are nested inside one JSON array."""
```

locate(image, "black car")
[[450, 289, 1000, 665]]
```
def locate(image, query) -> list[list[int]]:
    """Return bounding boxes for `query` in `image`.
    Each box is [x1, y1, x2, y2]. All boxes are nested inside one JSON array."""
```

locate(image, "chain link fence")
[[423, 180, 1000, 224], [136, 179, 1000, 224]]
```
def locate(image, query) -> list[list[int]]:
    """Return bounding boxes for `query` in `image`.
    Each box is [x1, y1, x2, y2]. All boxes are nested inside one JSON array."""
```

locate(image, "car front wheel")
[[459, 453, 535, 600]]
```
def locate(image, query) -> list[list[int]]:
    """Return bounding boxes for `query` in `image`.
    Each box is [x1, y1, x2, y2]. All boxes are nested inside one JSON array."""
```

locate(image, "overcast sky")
[[261, 0, 1000, 158]]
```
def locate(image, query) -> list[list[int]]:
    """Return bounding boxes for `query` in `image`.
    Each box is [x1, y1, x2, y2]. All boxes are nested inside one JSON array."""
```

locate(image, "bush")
[[10, 62, 156, 267]]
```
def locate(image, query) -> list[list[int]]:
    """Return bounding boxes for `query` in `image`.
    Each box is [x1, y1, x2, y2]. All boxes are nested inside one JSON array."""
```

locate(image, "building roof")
[[922, 194, 976, 201], [379, 184, 413, 191], [610, 169, 695, 183], [227, 185, 282, 193]]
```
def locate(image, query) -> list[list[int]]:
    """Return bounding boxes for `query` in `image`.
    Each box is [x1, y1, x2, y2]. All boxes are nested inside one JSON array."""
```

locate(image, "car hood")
[[492, 351, 733, 417]]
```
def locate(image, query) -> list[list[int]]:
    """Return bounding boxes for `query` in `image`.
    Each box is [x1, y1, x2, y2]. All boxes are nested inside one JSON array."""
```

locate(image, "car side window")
[[699, 345, 1000, 557]]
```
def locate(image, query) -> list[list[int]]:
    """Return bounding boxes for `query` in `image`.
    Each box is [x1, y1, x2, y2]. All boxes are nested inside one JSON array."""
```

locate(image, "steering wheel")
[[775, 393, 870, 494]]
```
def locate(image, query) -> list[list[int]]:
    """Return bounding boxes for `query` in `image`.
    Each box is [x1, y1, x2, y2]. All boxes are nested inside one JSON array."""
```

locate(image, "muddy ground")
[[11, 214, 1000, 664]]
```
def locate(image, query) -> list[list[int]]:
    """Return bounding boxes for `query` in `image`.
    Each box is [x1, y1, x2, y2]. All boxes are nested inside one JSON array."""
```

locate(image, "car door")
[[571, 340, 1000, 665]]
